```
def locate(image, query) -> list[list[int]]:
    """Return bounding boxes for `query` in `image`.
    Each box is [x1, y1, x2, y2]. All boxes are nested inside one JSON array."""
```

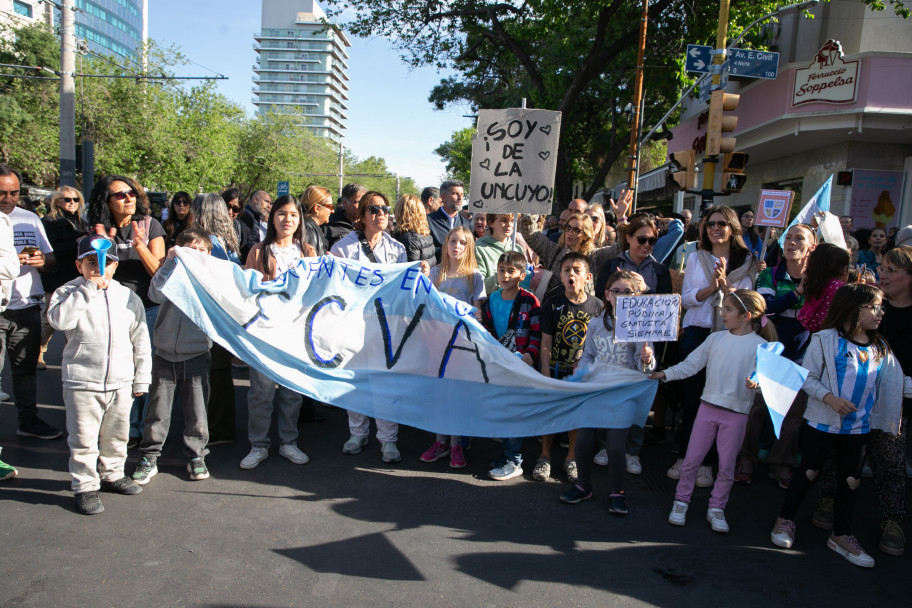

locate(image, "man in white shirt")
[[0, 165, 61, 440]]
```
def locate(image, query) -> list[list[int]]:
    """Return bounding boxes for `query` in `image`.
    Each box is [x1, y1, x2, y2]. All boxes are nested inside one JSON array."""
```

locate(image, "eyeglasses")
[[636, 236, 658, 246], [227, 205, 241, 214], [110, 189, 137, 201], [609, 288, 636, 296], [705, 220, 729, 229], [367, 204, 390, 216], [565, 226, 584, 236], [173, 200, 190, 207], [861, 304, 885, 315], [879, 265, 907, 275], [60, 197, 79, 203]]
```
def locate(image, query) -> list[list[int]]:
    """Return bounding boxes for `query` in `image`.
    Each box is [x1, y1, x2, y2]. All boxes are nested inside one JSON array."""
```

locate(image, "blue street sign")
[[697, 61, 729, 105], [729, 48, 779, 80], [685, 44, 712, 73], [277, 181, 290, 197]]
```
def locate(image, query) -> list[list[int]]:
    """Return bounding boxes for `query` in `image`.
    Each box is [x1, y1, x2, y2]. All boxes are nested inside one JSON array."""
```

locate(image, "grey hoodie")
[[48, 276, 151, 394], [148, 257, 212, 362]]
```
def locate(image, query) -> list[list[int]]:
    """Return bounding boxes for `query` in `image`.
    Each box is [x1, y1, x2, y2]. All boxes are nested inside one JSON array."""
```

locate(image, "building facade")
[[69, 0, 147, 61], [665, 0, 912, 229], [0, 0, 53, 30], [253, 0, 351, 142]]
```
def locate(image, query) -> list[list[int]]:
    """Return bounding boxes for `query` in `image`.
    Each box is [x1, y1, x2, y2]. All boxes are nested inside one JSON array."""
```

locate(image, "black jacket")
[[427, 207, 472, 260], [233, 218, 257, 264], [41, 212, 86, 292], [303, 217, 328, 257], [395, 230, 435, 263], [325, 208, 355, 248]]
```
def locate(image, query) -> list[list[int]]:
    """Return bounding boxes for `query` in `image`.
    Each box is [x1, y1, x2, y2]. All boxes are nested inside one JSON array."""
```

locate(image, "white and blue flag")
[[754, 342, 809, 438], [158, 250, 657, 436], [778, 175, 832, 249]]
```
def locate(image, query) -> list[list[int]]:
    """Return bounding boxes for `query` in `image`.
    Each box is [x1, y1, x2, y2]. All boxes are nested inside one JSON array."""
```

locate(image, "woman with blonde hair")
[[586, 204, 608, 248], [394, 193, 435, 264], [300, 185, 333, 256], [39, 186, 88, 368]]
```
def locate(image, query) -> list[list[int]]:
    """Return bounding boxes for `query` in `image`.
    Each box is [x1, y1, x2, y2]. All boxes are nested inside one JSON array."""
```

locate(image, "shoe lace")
[[882, 519, 905, 541], [777, 519, 796, 536], [673, 502, 687, 514], [842, 535, 864, 554]]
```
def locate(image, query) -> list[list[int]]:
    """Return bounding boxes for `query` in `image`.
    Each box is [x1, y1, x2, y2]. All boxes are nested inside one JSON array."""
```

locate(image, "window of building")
[[13, 1, 32, 17]]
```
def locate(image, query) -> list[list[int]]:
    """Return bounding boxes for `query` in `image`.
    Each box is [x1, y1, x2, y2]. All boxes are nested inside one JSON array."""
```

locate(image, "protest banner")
[[469, 108, 562, 215], [613, 294, 681, 343], [160, 251, 657, 436]]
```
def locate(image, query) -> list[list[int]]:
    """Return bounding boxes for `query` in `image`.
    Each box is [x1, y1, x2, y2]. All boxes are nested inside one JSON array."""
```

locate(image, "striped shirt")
[[813, 337, 882, 435]]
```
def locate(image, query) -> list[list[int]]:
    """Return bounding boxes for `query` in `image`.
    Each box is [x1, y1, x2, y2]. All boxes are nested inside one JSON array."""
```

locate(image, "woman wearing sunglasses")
[[38, 187, 88, 369], [87, 175, 167, 447], [330, 191, 408, 464], [162, 192, 193, 250], [594, 215, 671, 297]]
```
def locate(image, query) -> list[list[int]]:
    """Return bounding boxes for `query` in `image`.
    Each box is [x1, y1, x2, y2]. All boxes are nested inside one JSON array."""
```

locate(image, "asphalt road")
[[0, 336, 908, 607]]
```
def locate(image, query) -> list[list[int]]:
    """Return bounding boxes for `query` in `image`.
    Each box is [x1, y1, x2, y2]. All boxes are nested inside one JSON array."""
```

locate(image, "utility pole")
[[626, 0, 649, 212], [700, 0, 731, 214], [338, 141, 344, 198], [59, 0, 77, 187]]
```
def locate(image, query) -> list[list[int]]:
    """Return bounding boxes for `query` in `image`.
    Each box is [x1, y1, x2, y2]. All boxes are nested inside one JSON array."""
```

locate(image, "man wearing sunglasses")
[[0, 165, 61, 440], [427, 179, 472, 262], [325, 183, 365, 248]]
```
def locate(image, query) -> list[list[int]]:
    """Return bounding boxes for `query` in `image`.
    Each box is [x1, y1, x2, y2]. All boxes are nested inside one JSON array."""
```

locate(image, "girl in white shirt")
[[651, 289, 776, 534]]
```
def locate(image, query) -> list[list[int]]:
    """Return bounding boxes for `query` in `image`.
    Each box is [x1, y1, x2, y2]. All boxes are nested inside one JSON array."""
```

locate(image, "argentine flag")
[[754, 343, 809, 438], [778, 175, 832, 250]]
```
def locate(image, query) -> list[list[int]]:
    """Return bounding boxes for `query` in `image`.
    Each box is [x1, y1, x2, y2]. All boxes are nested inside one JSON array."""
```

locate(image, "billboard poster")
[[849, 170, 905, 231]]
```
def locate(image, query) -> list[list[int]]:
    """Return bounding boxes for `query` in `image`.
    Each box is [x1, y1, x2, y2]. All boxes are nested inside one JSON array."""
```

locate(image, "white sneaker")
[[279, 443, 310, 465], [827, 535, 875, 568], [707, 508, 730, 533], [666, 458, 683, 480], [342, 435, 368, 455], [381, 441, 401, 463], [625, 453, 642, 475], [668, 500, 688, 526], [696, 465, 714, 488], [593, 448, 609, 466], [240, 447, 269, 470]]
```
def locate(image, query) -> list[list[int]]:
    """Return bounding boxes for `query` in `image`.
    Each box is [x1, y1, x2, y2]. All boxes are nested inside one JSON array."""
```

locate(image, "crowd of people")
[[0, 164, 908, 570]]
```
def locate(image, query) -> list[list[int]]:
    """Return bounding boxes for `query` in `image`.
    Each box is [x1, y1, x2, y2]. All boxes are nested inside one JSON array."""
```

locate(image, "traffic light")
[[706, 90, 740, 156], [721, 151, 749, 193], [668, 149, 695, 191]]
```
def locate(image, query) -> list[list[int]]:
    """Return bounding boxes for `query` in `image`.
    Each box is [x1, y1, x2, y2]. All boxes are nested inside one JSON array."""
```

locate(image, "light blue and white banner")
[[159, 251, 657, 436], [754, 343, 809, 439], [778, 175, 832, 249]]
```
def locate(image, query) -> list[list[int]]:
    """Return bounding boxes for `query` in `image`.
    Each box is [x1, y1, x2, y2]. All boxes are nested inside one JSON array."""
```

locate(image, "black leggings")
[[780, 426, 868, 536], [575, 427, 628, 492]]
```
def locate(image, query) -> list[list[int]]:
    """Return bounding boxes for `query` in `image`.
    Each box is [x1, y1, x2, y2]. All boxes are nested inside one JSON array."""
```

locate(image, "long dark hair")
[[87, 175, 150, 230], [821, 283, 890, 361], [260, 194, 304, 279], [803, 243, 849, 300], [601, 271, 646, 332], [163, 191, 193, 243], [698, 205, 751, 273]]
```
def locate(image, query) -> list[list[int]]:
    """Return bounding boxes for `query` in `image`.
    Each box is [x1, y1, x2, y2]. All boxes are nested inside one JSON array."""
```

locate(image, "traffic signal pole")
[[60, 0, 77, 187], [700, 0, 731, 214], [626, 0, 649, 213]]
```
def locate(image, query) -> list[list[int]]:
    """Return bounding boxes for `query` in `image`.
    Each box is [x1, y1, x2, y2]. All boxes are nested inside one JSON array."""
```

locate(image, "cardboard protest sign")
[[469, 108, 562, 215], [614, 294, 681, 343], [756, 190, 794, 228]]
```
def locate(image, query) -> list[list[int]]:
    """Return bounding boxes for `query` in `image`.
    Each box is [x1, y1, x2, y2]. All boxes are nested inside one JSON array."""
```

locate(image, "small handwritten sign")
[[756, 190, 794, 228], [469, 108, 562, 214], [614, 294, 681, 343]]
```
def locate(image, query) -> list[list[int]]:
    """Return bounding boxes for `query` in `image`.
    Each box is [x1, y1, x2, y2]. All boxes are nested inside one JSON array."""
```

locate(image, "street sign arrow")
[[685, 44, 712, 74]]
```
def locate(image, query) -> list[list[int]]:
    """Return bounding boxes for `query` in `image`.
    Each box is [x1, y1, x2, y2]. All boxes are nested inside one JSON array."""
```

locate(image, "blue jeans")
[[129, 305, 159, 438], [502, 437, 524, 465]]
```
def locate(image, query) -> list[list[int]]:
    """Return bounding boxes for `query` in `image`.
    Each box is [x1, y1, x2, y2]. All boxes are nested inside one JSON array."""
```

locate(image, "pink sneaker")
[[420, 441, 450, 463], [449, 444, 467, 468]]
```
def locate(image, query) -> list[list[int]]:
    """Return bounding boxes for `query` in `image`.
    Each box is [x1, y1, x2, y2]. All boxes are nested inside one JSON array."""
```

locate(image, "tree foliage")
[[433, 126, 474, 183], [0, 23, 413, 203], [331, 0, 906, 207]]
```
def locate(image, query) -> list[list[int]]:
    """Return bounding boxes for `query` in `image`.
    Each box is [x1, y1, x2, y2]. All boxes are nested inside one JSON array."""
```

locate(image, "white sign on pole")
[[614, 294, 681, 343], [469, 108, 562, 214]]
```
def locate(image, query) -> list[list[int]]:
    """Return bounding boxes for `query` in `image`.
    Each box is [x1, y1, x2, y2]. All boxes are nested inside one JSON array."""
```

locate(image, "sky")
[[147, 1, 474, 190]]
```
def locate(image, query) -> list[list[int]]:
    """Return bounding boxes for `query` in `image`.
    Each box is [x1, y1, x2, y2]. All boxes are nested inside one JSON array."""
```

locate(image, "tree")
[[331, 0, 906, 208], [433, 126, 473, 183]]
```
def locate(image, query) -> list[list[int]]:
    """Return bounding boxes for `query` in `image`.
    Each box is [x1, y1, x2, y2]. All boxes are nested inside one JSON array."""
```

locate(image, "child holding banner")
[[772, 284, 903, 568], [479, 251, 541, 481], [240, 195, 311, 470], [560, 271, 654, 515], [536, 252, 604, 483], [651, 289, 777, 533], [420, 227, 486, 469]]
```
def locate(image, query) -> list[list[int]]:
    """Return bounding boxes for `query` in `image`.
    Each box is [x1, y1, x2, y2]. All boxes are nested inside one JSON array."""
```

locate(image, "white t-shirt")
[[5, 206, 53, 310]]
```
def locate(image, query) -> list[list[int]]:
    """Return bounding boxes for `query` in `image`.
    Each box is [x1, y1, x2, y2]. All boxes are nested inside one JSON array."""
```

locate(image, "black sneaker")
[[75, 491, 104, 515], [132, 456, 158, 485], [560, 484, 593, 504], [609, 492, 629, 516], [100, 476, 142, 495], [16, 419, 63, 440]]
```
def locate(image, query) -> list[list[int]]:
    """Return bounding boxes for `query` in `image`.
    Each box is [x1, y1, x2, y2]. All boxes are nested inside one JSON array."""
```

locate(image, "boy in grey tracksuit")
[[133, 229, 214, 485], [48, 236, 151, 515]]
